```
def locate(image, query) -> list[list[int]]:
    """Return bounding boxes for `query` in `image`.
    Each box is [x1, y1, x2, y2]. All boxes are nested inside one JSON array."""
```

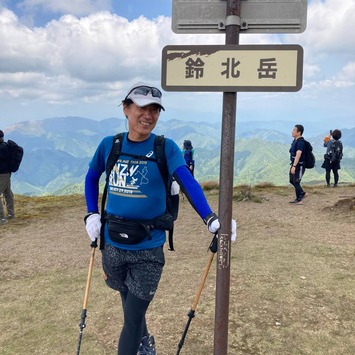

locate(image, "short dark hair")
[[122, 98, 162, 112], [295, 124, 304, 135], [183, 140, 193, 150], [332, 129, 342, 140], [122, 98, 133, 106]]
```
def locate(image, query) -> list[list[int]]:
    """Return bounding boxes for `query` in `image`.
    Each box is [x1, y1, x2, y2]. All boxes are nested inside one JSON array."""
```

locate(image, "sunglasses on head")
[[126, 86, 162, 99]]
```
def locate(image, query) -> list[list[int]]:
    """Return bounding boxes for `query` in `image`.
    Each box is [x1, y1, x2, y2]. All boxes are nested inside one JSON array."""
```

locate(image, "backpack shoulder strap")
[[297, 136, 304, 146], [105, 133, 124, 180], [100, 133, 124, 249], [154, 135, 176, 251], [154, 135, 168, 189], [100, 134, 176, 251]]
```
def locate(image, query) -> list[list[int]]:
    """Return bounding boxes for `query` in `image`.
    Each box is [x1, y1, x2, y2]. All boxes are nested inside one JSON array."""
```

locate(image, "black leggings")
[[325, 168, 339, 185], [118, 291, 150, 355]]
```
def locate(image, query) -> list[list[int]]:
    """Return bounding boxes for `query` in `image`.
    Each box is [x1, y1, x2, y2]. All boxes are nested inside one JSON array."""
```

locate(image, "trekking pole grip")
[[209, 233, 218, 253]]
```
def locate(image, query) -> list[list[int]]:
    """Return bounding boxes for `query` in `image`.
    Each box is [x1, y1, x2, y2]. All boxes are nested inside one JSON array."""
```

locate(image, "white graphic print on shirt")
[[109, 158, 150, 197]]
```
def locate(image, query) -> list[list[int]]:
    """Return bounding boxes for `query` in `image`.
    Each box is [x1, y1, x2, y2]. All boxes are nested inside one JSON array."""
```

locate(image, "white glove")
[[206, 213, 220, 233], [207, 213, 237, 242], [208, 219, 221, 233], [231, 219, 237, 242], [170, 180, 180, 195], [85, 213, 101, 242]]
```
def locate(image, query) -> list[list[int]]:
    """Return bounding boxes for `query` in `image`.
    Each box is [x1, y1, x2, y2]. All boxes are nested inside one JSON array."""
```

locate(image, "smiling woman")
[[82, 82, 230, 354]]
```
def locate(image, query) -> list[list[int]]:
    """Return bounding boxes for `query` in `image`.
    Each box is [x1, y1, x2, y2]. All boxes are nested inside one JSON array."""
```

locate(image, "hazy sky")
[[0, 0, 354, 129]]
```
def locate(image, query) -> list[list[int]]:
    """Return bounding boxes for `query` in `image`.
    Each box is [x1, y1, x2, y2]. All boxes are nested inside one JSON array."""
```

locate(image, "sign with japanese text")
[[162, 44, 303, 92]]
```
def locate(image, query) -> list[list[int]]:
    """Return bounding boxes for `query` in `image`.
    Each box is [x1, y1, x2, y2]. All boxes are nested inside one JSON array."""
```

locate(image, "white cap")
[[124, 82, 165, 111]]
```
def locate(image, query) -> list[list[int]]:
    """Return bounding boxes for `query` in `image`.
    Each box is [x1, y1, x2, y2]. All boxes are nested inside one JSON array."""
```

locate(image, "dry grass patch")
[[1, 186, 354, 354], [201, 180, 219, 192]]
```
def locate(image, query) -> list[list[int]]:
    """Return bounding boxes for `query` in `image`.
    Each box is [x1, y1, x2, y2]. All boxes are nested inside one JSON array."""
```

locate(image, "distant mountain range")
[[4, 117, 355, 195]]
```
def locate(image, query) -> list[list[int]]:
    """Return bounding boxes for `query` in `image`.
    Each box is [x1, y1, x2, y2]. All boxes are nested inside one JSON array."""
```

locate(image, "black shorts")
[[101, 244, 165, 301]]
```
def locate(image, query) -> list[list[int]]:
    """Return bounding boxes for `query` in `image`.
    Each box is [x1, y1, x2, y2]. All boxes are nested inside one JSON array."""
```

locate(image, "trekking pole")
[[76, 239, 98, 355], [176, 234, 218, 355]]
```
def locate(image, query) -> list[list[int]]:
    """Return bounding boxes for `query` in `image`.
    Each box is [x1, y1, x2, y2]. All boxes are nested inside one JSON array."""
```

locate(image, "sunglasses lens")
[[132, 86, 162, 98], [150, 88, 162, 98]]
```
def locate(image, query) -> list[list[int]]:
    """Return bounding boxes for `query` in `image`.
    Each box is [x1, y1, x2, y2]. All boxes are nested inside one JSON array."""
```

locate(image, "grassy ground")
[[0, 184, 354, 354]]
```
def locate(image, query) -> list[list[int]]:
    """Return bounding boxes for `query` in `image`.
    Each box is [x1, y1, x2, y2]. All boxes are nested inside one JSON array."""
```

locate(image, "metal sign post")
[[165, 1, 307, 353], [213, 2, 240, 353]]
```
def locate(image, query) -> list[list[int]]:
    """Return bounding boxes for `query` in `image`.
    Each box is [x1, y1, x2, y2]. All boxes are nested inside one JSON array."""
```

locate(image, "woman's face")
[[123, 103, 161, 141]]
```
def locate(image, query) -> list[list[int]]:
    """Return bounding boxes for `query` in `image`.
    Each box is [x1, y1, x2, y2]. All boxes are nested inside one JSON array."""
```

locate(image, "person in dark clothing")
[[289, 124, 308, 205], [321, 129, 343, 187], [0, 130, 15, 224], [84, 83, 236, 355], [182, 140, 195, 176]]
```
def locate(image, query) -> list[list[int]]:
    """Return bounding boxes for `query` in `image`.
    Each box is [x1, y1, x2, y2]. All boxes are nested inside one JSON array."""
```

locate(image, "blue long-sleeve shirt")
[[84, 133, 213, 250]]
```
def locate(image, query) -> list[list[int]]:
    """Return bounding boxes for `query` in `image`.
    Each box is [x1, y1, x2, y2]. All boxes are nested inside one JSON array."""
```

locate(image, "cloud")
[[337, 62, 355, 82], [303, 64, 320, 78], [0, 7, 225, 106], [18, 0, 112, 16], [295, 0, 355, 56], [0, 9, 172, 103], [0, 1, 354, 126], [279, 0, 355, 100]]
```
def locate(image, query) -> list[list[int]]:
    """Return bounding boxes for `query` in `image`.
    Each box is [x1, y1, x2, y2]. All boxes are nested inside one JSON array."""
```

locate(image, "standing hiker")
[[0, 130, 15, 224], [182, 140, 195, 176], [321, 129, 343, 187], [289, 124, 308, 205], [84, 83, 236, 355]]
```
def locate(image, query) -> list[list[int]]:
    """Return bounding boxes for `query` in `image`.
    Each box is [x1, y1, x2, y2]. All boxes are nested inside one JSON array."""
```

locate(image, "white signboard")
[[162, 44, 304, 92]]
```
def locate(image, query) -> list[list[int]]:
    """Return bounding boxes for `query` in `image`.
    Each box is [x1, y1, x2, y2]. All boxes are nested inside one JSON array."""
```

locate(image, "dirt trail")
[[0, 184, 354, 354]]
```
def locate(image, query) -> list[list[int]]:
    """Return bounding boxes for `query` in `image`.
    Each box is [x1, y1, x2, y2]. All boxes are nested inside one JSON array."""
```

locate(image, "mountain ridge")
[[3, 116, 355, 195]]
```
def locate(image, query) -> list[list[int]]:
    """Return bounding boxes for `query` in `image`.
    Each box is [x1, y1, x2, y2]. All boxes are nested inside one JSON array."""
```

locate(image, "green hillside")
[[194, 138, 355, 186]]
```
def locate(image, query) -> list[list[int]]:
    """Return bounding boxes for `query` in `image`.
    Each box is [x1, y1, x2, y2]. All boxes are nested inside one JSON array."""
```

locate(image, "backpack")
[[300, 137, 315, 169], [100, 133, 179, 251], [330, 140, 343, 163], [7, 140, 24, 173]]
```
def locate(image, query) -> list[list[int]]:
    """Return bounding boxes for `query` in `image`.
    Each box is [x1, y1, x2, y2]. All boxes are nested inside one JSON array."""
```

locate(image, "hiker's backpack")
[[330, 140, 343, 163], [100, 133, 179, 251], [300, 138, 315, 169], [7, 140, 24, 173]]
